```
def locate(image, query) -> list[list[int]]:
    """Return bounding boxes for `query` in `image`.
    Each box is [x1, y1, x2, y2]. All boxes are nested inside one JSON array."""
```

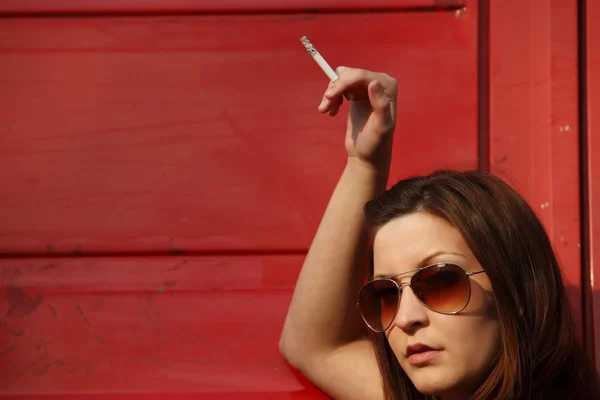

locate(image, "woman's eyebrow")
[[373, 251, 466, 279], [419, 250, 466, 267]]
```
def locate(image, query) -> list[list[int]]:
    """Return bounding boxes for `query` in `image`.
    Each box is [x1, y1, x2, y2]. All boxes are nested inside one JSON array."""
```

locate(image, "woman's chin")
[[406, 367, 458, 397]]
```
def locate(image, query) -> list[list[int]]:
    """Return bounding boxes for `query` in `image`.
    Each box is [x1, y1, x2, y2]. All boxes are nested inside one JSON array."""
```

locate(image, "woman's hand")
[[318, 67, 398, 171]]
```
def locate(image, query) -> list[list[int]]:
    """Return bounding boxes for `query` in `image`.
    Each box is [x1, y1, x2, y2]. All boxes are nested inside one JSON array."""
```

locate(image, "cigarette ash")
[[300, 36, 317, 56]]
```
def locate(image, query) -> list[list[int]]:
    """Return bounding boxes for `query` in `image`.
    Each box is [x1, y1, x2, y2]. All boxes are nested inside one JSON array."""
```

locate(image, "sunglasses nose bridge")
[[393, 282, 429, 330]]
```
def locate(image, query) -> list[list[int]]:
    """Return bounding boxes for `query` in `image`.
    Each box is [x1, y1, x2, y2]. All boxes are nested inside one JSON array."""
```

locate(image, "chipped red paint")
[[5, 286, 44, 318]]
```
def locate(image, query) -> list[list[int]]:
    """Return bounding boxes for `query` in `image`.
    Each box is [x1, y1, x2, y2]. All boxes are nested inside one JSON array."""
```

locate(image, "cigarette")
[[300, 36, 339, 82]]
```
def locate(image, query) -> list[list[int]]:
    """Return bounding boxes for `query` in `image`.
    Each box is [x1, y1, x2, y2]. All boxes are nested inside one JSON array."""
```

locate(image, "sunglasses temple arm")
[[469, 270, 486, 276]]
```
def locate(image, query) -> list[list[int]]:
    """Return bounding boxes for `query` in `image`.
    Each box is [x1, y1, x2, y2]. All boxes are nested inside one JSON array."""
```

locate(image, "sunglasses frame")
[[355, 262, 486, 332]]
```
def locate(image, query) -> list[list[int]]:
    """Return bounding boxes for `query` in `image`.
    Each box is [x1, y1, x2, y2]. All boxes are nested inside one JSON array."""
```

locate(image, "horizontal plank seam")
[[0, 5, 466, 18], [0, 249, 309, 259]]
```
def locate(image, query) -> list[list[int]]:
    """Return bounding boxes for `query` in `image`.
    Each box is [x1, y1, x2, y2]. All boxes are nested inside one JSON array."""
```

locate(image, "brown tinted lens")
[[411, 264, 470, 313], [358, 279, 399, 332]]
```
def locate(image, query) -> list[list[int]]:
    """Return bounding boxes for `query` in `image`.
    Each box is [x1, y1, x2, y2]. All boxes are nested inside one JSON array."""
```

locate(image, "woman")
[[279, 67, 600, 399]]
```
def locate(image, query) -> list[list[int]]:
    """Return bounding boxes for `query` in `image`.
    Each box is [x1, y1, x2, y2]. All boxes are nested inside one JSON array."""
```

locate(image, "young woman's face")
[[372, 212, 501, 399]]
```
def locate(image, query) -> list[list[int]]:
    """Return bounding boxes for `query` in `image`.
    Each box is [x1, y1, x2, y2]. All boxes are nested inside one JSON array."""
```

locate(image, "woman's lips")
[[406, 343, 442, 366], [407, 349, 441, 365]]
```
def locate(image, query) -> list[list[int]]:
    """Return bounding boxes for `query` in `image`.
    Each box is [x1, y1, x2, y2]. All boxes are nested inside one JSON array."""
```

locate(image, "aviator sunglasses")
[[356, 263, 486, 332]]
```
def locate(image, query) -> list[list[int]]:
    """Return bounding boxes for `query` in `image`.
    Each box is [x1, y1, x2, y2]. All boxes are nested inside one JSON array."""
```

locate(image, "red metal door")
[[0, 1, 479, 398]]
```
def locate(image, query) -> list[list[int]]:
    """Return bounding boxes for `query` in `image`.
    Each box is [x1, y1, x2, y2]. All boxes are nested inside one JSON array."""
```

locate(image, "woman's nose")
[[393, 285, 429, 332]]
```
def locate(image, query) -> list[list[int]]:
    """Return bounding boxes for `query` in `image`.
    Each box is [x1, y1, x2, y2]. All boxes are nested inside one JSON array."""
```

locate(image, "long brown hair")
[[363, 170, 600, 399]]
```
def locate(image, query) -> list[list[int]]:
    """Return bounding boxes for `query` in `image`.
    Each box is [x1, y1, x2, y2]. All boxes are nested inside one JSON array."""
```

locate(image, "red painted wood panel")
[[0, 256, 326, 398], [488, 0, 582, 339], [586, 0, 600, 367], [0, 11, 478, 255], [0, 0, 465, 15]]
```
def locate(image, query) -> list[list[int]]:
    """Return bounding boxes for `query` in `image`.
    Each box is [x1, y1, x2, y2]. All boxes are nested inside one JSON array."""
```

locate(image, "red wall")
[[0, 1, 478, 398], [489, 0, 583, 340], [0, 0, 594, 398]]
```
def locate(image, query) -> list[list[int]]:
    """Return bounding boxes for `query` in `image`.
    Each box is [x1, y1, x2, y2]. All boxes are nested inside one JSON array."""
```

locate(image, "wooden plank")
[[488, 0, 582, 338], [0, 11, 478, 255], [585, 0, 600, 368], [0, 0, 466, 15], [0, 255, 326, 398]]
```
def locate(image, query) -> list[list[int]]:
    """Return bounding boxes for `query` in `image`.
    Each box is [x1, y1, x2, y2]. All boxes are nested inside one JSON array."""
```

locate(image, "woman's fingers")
[[318, 67, 396, 118], [324, 67, 378, 100], [367, 80, 395, 132], [328, 95, 344, 116], [318, 81, 338, 114]]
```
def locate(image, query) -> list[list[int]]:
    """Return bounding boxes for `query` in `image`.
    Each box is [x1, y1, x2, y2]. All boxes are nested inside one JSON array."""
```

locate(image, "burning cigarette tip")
[[300, 36, 317, 56], [300, 35, 339, 82]]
